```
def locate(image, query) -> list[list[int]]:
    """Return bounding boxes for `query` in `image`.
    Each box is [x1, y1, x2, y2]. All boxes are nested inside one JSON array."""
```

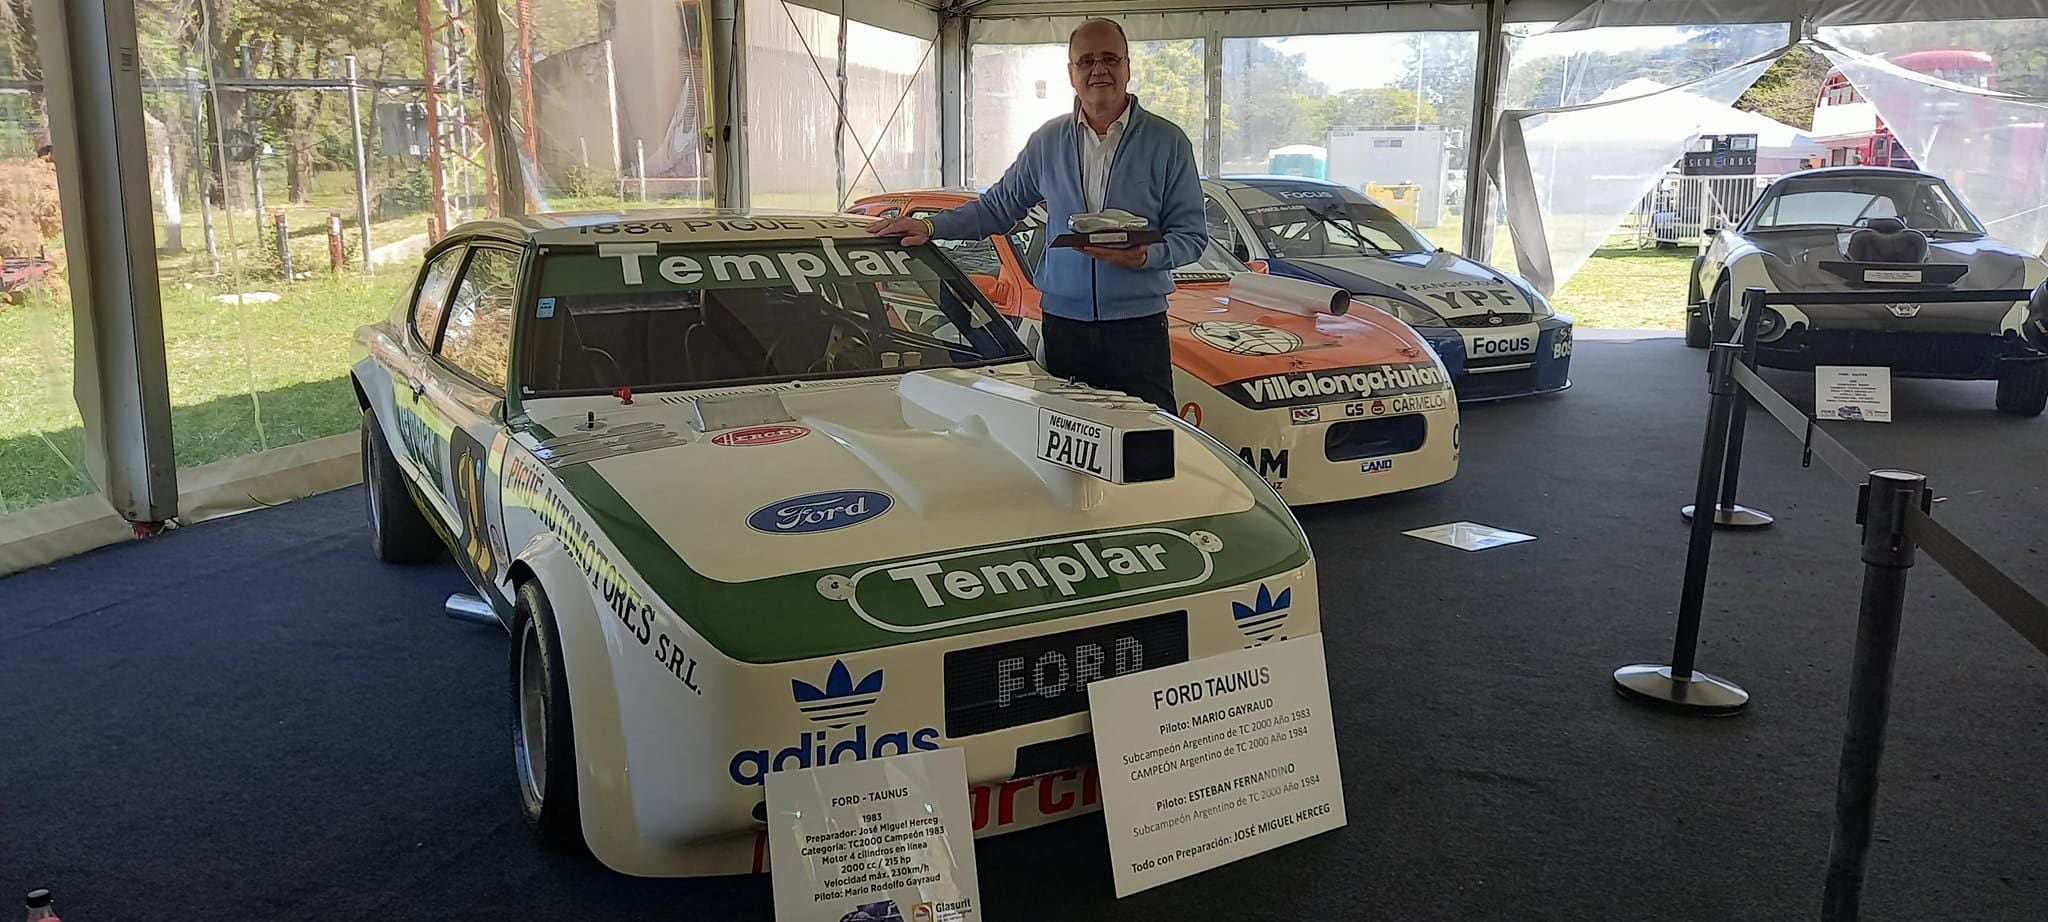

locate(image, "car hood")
[[1279, 251, 1541, 317], [518, 366, 1294, 586], [1733, 229, 2042, 292], [1165, 280, 1444, 388]]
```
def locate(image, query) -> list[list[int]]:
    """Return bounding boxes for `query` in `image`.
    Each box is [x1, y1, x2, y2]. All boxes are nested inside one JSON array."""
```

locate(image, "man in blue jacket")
[[866, 17, 1207, 411]]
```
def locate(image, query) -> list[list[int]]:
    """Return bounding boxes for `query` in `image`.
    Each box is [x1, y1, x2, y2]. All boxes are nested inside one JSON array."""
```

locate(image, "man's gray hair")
[[1067, 17, 1128, 54]]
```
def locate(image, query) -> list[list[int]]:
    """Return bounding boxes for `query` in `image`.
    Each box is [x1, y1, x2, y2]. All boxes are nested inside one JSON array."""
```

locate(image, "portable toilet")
[[1365, 182, 1424, 224], [1267, 144, 1327, 179]]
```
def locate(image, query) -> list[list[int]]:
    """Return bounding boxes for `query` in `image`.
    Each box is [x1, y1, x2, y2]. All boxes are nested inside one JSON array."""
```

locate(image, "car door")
[[390, 243, 470, 532], [427, 242, 525, 598]]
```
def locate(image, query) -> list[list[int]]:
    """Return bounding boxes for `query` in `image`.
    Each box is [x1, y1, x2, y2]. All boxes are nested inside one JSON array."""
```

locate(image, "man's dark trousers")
[[1041, 312, 1175, 412]]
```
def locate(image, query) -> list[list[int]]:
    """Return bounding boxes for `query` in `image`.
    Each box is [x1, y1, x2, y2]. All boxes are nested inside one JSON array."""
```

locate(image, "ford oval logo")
[[748, 490, 893, 535]]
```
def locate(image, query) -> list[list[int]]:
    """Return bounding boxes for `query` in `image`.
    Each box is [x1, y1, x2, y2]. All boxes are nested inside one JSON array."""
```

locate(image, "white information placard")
[[1816, 365, 1893, 423], [765, 748, 983, 922], [1087, 634, 1346, 897]]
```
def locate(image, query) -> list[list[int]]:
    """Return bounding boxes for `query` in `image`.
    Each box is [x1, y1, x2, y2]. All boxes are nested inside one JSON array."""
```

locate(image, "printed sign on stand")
[[765, 748, 983, 922], [1816, 365, 1893, 422], [1087, 634, 1346, 897]]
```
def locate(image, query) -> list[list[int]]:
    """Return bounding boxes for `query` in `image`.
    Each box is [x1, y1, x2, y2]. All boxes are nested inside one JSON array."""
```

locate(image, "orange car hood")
[[1166, 282, 1437, 387]]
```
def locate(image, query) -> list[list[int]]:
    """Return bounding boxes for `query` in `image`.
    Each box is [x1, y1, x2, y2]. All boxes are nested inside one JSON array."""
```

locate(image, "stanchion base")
[[1612, 664, 1750, 714], [1681, 503, 1774, 528]]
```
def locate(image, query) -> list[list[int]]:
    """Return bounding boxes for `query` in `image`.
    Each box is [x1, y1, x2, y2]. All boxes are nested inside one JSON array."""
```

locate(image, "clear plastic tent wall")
[[1816, 20, 2048, 258], [1488, 23, 1791, 293]]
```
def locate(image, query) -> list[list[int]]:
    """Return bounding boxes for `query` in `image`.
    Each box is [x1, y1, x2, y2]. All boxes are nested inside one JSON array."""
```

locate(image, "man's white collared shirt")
[[1077, 102, 1131, 213]]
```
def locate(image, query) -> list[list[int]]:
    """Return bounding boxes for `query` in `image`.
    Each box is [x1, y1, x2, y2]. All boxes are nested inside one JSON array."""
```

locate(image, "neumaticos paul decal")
[[814, 528, 1222, 634], [1229, 361, 1448, 410]]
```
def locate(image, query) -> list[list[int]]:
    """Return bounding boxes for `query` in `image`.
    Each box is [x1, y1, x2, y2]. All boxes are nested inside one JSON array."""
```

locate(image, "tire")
[[512, 578, 585, 851], [361, 410, 444, 564], [1995, 358, 2048, 416], [1684, 292, 1715, 349]]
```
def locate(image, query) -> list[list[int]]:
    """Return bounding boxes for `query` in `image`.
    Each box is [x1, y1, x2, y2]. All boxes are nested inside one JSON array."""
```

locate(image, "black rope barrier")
[[1617, 283, 2048, 921]]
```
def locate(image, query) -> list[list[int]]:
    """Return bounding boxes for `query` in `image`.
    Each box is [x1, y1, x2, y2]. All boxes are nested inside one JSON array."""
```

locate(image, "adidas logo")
[[792, 660, 884, 729], [1232, 584, 1291, 645]]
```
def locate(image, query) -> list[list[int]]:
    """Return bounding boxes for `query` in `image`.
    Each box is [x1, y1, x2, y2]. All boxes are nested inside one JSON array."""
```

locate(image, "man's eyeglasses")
[[1069, 54, 1126, 70]]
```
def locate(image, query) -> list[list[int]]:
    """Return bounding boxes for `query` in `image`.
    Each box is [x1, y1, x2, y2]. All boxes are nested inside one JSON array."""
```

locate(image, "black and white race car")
[[1690, 167, 2048, 415]]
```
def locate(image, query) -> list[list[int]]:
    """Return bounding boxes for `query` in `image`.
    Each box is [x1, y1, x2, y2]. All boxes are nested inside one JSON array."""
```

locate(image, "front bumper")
[[1175, 370, 1458, 505], [585, 561, 1320, 876], [1423, 316, 1575, 402], [1757, 328, 2040, 380]]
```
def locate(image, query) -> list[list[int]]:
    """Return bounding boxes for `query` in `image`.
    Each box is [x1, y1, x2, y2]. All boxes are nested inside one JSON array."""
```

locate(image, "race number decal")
[[450, 428, 499, 581]]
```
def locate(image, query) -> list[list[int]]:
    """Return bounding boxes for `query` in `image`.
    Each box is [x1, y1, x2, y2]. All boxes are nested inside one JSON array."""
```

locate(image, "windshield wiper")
[[1307, 208, 1389, 257]]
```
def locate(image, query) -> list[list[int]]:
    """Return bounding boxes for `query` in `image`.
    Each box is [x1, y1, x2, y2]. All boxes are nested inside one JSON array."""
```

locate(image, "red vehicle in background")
[[1812, 49, 1996, 169]]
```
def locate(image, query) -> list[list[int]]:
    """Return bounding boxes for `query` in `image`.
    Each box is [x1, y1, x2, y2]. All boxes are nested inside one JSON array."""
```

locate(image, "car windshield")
[[1173, 237, 1250, 283], [523, 240, 1030, 395], [1238, 197, 1431, 258], [1748, 176, 1982, 234]]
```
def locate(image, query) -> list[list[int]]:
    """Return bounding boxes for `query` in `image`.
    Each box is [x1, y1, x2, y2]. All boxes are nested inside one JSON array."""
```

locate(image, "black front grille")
[[1448, 312, 1532, 328], [1455, 367, 1539, 398], [1762, 330, 2002, 379], [943, 611, 1188, 737], [1325, 415, 1428, 462]]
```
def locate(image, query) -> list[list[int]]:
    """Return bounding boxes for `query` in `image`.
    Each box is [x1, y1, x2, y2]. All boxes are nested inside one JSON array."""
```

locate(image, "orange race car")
[[851, 190, 1458, 504]]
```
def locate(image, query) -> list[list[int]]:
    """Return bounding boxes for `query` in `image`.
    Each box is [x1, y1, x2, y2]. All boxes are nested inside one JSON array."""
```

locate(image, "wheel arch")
[[509, 536, 647, 873]]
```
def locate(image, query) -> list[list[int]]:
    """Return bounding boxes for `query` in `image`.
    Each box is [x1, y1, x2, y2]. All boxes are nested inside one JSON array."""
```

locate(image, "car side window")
[[909, 210, 1002, 277], [1010, 222, 1045, 276], [438, 247, 521, 391], [411, 247, 467, 349], [1204, 196, 1238, 253]]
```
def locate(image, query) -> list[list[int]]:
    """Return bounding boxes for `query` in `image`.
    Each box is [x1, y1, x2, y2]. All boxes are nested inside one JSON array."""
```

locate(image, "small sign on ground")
[[1402, 521, 1538, 551]]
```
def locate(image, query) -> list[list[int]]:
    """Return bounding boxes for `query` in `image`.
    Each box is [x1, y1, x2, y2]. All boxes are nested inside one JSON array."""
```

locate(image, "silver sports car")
[[1688, 167, 2048, 415]]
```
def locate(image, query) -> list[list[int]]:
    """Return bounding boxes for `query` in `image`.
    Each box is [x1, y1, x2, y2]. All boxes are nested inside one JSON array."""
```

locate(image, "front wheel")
[[1995, 358, 2048, 416], [362, 410, 444, 564], [511, 579, 585, 850]]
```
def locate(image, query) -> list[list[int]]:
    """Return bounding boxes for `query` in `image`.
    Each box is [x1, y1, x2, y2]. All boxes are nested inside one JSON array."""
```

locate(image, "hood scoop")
[[899, 369, 1177, 485], [685, 391, 795, 432]]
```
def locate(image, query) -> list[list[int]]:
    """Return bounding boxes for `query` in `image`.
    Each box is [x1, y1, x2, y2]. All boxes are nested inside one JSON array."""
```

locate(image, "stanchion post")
[[1615, 341, 1752, 712], [1684, 286, 1775, 528], [1821, 470, 1926, 922]]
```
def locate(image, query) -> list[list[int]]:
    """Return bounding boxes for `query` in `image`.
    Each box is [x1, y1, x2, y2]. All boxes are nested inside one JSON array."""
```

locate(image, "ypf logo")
[[1232, 584, 1291, 645], [792, 660, 884, 729]]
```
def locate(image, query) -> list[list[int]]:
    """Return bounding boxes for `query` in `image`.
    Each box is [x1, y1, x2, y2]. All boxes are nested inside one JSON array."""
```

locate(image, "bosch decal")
[[711, 425, 810, 447]]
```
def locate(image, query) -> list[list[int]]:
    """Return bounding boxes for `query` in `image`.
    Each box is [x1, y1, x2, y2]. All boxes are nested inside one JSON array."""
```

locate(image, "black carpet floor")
[[4, 338, 2045, 921]]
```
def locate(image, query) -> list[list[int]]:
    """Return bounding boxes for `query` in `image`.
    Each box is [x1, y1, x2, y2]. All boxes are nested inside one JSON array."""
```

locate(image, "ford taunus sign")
[[748, 490, 894, 534]]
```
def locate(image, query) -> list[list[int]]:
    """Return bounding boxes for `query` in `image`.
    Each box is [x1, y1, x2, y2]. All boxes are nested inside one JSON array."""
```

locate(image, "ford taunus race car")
[[1690, 167, 2048, 415], [351, 210, 1321, 876], [851, 191, 1459, 504], [1200, 176, 1574, 402]]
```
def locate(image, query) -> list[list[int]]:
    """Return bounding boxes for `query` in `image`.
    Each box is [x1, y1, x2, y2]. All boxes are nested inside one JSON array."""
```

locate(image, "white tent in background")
[[1592, 78, 1829, 173]]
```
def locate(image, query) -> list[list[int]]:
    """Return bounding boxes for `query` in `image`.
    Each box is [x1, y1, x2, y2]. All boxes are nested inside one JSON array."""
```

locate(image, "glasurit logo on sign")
[[1233, 361, 1447, 410], [827, 528, 1220, 633]]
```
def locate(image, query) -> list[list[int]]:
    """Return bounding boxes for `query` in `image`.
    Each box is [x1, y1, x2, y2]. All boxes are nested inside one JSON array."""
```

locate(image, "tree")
[[1317, 87, 1436, 130], [1219, 38, 1323, 169], [1129, 39, 1205, 147], [1392, 32, 1476, 134], [1733, 44, 1831, 130]]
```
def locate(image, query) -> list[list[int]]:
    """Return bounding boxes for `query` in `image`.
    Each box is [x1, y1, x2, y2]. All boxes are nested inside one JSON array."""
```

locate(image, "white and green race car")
[[352, 210, 1321, 876]]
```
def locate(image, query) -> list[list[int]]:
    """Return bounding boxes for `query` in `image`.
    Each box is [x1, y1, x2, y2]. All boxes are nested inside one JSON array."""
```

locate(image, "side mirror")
[[1245, 259, 1270, 275], [1703, 226, 1719, 237]]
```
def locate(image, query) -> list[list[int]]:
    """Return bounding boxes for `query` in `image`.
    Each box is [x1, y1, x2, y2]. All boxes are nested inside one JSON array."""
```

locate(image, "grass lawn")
[[1421, 213, 1695, 331], [0, 271, 413, 514]]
